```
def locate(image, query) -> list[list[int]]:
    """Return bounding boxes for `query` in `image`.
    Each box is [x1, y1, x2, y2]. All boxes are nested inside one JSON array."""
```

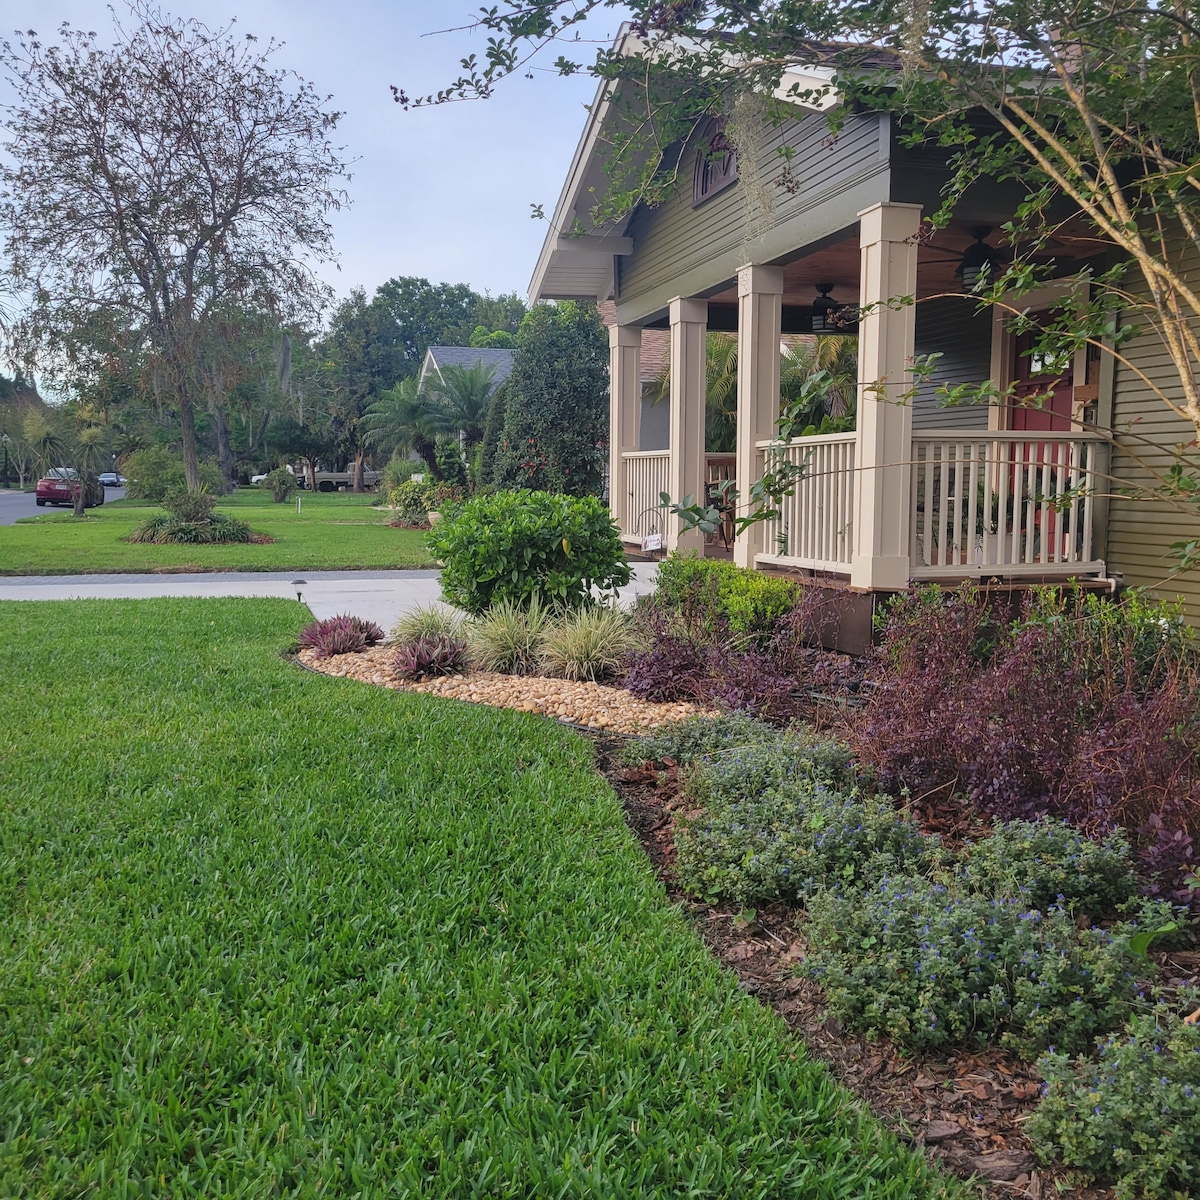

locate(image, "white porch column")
[[666, 296, 707, 552], [608, 323, 641, 538], [851, 202, 922, 590], [734, 263, 784, 569]]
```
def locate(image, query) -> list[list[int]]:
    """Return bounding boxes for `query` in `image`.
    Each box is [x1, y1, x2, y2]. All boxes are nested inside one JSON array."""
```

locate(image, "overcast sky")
[[3, 0, 624, 306]]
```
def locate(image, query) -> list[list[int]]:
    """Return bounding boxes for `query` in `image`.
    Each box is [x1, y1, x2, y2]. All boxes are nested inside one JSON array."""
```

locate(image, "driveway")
[[0, 486, 125, 525], [0, 562, 660, 631]]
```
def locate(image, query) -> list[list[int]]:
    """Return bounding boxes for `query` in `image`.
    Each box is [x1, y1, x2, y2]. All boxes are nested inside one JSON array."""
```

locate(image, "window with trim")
[[692, 119, 738, 207]]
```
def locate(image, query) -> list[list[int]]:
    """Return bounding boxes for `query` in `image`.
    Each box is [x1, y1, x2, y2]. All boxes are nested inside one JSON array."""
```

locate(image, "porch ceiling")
[[701, 219, 1103, 312]]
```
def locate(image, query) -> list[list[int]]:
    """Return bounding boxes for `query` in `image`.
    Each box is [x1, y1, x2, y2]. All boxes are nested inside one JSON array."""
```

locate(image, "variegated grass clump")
[[539, 605, 637, 682], [390, 603, 465, 645], [467, 597, 553, 675]]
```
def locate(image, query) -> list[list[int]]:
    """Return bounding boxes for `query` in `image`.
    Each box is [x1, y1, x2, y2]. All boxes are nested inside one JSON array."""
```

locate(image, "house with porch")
[[529, 31, 1200, 623]]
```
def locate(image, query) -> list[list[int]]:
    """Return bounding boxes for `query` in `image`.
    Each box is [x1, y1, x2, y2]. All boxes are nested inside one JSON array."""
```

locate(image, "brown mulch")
[[597, 741, 1125, 1200]]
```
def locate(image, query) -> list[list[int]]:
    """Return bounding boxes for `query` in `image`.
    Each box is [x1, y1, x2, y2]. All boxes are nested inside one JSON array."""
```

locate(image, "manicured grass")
[[0, 598, 956, 1198], [0, 489, 431, 574]]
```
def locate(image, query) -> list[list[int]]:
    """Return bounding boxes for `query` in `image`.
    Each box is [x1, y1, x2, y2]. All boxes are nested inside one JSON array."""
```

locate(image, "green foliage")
[[262, 467, 296, 502], [470, 324, 516, 349], [467, 596, 553, 675], [494, 302, 608, 496], [655, 553, 800, 642], [390, 603, 466, 645], [124, 447, 223, 501], [0, 598, 951, 1198], [802, 879, 1156, 1059], [675, 739, 929, 907], [1029, 1008, 1200, 1199], [623, 713, 786, 767], [434, 438, 468, 489], [539, 605, 637, 682], [387, 479, 464, 525], [961, 820, 1139, 916], [162, 489, 218, 522], [478, 379, 509, 487], [379, 453, 424, 493], [127, 512, 253, 545], [429, 489, 630, 614]]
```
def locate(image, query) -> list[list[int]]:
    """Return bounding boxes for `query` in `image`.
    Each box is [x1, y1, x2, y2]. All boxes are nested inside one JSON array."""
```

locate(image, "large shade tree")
[[0, 4, 349, 491]]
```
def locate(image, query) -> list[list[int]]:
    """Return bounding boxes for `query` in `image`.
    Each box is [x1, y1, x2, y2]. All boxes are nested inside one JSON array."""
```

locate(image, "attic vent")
[[692, 119, 738, 207]]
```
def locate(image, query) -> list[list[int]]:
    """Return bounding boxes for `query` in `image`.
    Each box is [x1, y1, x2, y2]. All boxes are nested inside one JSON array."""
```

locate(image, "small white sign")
[[642, 532, 663, 552]]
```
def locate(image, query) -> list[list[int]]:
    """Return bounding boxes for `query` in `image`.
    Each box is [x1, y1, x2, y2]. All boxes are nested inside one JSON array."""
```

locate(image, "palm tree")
[[423, 362, 497, 451], [781, 335, 858, 423], [361, 377, 440, 476]]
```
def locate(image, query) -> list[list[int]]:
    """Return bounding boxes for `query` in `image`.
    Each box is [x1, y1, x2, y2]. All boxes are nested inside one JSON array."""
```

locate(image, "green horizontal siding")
[[619, 111, 888, 309]]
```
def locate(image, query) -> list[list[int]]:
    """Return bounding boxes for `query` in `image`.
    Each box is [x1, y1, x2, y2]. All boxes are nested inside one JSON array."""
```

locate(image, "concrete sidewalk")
[[0, 564, 660, 630]]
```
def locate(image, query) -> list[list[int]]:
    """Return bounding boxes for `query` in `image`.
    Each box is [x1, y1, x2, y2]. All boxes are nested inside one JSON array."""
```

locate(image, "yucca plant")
[[540, 605, 637, 682], [467, 597, 552, 675], [391, 603, 465, 645]]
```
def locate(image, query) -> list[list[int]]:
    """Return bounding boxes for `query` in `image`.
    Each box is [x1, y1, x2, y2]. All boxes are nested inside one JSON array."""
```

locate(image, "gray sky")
[[3, 1, 622, 306]]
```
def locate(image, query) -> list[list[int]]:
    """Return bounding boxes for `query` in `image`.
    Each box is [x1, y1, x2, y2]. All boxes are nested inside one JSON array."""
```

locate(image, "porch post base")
[[849, 553, 911, 591]]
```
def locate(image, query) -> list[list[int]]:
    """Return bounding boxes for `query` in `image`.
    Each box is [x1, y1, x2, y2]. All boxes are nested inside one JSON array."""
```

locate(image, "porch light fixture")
[[810, 284, 855, 333], [958, 227, 1002, 292]]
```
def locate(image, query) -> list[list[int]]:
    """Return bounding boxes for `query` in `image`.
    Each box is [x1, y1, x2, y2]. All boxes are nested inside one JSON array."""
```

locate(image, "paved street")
[[0, 562, 661, 631], [0, 485, 125, 525]]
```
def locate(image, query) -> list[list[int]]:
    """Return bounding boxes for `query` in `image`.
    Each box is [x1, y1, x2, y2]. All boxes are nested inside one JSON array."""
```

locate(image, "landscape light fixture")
[[292, 579, 307, 604], [958, 227, 1002, 292], [810, 284, 856, 333]]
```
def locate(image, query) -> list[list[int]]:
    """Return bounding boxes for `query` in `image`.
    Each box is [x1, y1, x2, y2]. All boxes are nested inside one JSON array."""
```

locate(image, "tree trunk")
[[353, 450, 365, 492], [179, 389, 202, 492], [72, 481, 85, 517], [212, 401, 237, 493], [415, 435, 439, 479]]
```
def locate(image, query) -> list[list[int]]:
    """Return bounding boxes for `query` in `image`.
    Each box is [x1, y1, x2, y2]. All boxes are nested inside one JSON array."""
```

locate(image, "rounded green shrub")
[[801, 877, 1152, 1058], [961, 819, 1139, 916], [263, 466, 296, 502], [429, 489, 630, 614], [655, 552, 800, 642], [123, 447, 223, 500], [1029, 1007, 1200, 1199]]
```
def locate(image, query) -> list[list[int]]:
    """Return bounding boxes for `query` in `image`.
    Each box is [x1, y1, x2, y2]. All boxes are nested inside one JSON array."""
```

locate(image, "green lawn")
[[0, 599, 955, 1198], [0, 489, 432, 574]]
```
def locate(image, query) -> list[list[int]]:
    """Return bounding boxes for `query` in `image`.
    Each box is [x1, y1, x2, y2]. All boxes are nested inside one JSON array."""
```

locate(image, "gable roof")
[[528, 26, 854, 305], [419, 346, 516, 391]]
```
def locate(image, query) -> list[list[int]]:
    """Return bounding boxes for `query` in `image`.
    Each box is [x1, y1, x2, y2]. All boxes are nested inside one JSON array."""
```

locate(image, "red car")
[[35, 468, 105, 509]]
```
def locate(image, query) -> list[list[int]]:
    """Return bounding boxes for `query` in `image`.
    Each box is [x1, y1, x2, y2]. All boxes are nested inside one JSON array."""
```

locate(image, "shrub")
[[493, 302, 608, 496], [123, 447, 223, 500], [429, 490, 630, 614], [263, 467, 296, 502], [540, 606, 636, 682], [855, 586, 1200, 900], [655, 553, 800, 642], [127, 489, 255, 545], [298, 614, 384, 659], [802, 877, 1149, 1058], [388, 479, 464, 525], [162, 489, 217, 521], [622, 606, 715, 703], [624, 713, 784, 767], [393, 634, 468, 680], [390, 604, 465, 645], [961, 820, 1139, 916], [1028, 1007, 1200, 1200], [674, 738, 926, 906], [434, 438, 468, 489], [379, 453, 424, 493], [468, 597, 553, 675]]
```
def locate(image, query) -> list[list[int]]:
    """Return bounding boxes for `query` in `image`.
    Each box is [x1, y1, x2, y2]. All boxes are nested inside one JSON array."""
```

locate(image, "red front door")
[[1011, 317, 1074, 431]]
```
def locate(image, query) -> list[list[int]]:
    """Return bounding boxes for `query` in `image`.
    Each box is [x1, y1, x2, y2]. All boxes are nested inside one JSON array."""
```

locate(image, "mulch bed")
[[595, 740, 1200, 1200]]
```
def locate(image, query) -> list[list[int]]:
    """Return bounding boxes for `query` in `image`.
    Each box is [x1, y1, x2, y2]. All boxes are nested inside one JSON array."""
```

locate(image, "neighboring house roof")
[[419, 346, 516, 391], [598, 300, 670, 384]]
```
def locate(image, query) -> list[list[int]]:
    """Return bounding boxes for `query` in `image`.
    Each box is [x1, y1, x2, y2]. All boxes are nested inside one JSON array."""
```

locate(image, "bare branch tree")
[[0, 2, 350, 489]]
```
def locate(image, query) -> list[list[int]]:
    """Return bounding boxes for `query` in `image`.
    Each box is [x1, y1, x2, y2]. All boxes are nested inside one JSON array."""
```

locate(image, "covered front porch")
[[607, 203, 1110, 590]]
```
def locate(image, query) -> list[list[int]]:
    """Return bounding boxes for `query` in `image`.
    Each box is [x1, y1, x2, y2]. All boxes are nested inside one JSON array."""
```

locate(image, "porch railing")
[[623, 450, 670, 539], [754, 432, 857, 572], [911, 432, 1107, 578]]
